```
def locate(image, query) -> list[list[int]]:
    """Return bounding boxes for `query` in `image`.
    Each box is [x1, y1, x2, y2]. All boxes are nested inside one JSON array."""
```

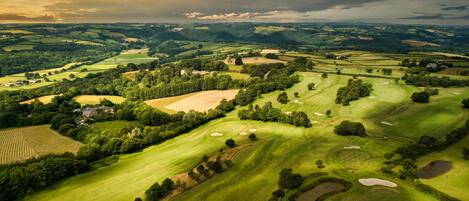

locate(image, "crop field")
[[20, 95, 59, 104], [0, 125, 82, 164], [145, 90, 239, 113], [0, 50, 155, 92], [23, 72, 468, 201], [74, 95, 126, 105], [217, 72, 250, 80]]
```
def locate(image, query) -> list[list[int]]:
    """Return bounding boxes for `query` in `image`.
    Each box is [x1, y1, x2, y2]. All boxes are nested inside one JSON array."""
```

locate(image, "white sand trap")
[[284, 111, 292, 115], [249, 129, 257, 133], [369, 96, 376, 99], [381, 121, 393, 126], [344, 146, 361, 150], [294, 100, 304, 104], [239, 132, 248, 136], [358, 178, 397, 188], [383, 82, 389, 85], [311, 121, 319, 124], [314, 112, 324, 116], [210, 133, 223, 137]]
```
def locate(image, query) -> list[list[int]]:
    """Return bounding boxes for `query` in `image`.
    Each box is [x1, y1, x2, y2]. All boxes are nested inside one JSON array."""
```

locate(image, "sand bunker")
[[210, 133, 223, 137], [239, 132, 248, 136], [369, 96, 376, 99], [311, 121, 319, 124], [381, 121, 393, 126], [249, 129, 257, 133], [418, 160, 452, 179], [294, 100, 304, 104], [284, 111, 292, 115], [314, 112, 324, 116], [359, 178, 397, 188], [344, 146, 361, 150]]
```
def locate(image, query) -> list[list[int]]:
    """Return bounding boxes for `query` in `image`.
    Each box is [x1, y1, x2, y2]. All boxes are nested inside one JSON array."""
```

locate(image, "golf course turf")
[[23, 72, 468, 201]]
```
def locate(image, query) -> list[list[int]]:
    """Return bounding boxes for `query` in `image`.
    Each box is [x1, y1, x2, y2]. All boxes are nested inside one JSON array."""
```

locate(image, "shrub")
[[334, 121, 366, 137], [463, 148, 469, 160], [278, 168, 303, 189], [225, 139, 236, 148], [411, 91, 430, 103], [316, 160, 325, 169], [321, 73, 328, 78], [277, 92, 289, 104], [307, 82, 315, 90], [144, 178, 174, 201], [235, 57, 243, 65], [325, 109, 331, 117], [462, 98, 469, 108], [249, 133, 257, 141]]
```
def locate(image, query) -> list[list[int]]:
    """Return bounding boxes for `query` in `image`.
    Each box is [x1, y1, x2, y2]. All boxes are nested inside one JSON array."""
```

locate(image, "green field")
[[74, 95, 126, 105], [0, 50, 156, 92], [23, 72, 468, 201]]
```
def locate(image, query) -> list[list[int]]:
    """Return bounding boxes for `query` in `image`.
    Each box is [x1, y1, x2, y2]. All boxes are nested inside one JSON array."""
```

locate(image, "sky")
[[0, 0, 468, 25]]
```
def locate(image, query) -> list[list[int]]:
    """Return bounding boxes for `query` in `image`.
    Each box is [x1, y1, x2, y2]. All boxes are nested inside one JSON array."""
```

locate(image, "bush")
[[278, 168, 303, 190], [235, 57, 243, 65], [316, 160, 325, 169], [334, 121, 366, 137], [225, 139, 236, 148], [277, 92, 289, 104], [463, 148, 469, 160], [462, 98, 469, 108], [307, 82, 315, 90], [321, 73, 328, 78], [145, 178, 174, 201], [249, 133, 257, 141], [411, 91, 430, 103]]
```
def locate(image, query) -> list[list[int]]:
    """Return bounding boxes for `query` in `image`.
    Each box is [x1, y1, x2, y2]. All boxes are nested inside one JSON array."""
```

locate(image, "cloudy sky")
[[0, 0, 468, 25]]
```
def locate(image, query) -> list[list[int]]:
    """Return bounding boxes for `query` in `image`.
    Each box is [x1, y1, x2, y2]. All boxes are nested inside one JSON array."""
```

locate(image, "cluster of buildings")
[[2, 79, 42, 87]]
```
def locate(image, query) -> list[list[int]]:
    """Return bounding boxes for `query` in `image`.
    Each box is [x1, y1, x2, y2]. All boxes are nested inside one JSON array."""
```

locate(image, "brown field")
[[401, 40, 440, 47], [260, 49, 280, 54], [0, 125, 82, 164], [437, 68, 469, 75], [225, 57, 286, 65], [122, 48, 149, 55], [20, 95, 59, 104], [145, 90, 239, 113], [74, 95, 126, 105]]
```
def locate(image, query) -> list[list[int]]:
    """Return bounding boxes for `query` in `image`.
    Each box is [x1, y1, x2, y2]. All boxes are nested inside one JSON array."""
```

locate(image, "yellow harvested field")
[[260, 49, 280, 54], [145, 90, 239, 113], [124, 38, 141, 42], [225, 57, 286, 65], [74, 95, 126, 105], [0, 125, 82, 164], [401, 40, 440, 47], [20, 95, 59, 104], [122, 48, 149, 55]]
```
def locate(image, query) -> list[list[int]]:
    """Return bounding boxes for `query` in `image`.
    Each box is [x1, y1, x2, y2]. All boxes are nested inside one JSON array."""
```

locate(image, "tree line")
[[238, 102, 312, 128]]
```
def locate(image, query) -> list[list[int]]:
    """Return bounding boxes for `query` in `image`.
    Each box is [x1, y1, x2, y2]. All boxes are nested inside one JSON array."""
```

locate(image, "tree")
[[225, 139, 236, 148], [278, 168, 303, 189], [69, 74, 76, 79], [411, 91, 430, 103], [305, 60, 315, 71], [277, 92, 289, 104], [325, 110, 331, 117], [334, 121, 366, 137], [321, 73, 328, 79], [307, 82, 315, 90], [235, 57, 243, 65], [462, 98, 469, 108], [294, 92, 299, 98], [135, 198, 143, 201], [144, 178, 174, 201], [316, 160, 325, 169], [463, 148, 469, 160], [249, 133, 257, 141]]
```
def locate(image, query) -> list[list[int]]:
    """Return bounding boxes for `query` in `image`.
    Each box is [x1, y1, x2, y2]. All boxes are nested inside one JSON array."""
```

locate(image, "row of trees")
[[238, 102, 312, 128], [403, 74, 469, 87], [335, 79, 372, 106], [384, 118, 469, 180]]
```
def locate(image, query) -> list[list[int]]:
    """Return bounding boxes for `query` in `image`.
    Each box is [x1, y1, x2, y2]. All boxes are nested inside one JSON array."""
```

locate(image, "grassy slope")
[[24, 72, 467, 201], [416, 135, 469, 200]]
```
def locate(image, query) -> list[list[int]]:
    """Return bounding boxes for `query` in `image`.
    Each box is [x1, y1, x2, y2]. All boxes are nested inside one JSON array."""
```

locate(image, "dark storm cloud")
[[440, 5, 468, 11], [401, 14, 445, 20], [42, 0, 384, 22], [0, 14, 56, 22]]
